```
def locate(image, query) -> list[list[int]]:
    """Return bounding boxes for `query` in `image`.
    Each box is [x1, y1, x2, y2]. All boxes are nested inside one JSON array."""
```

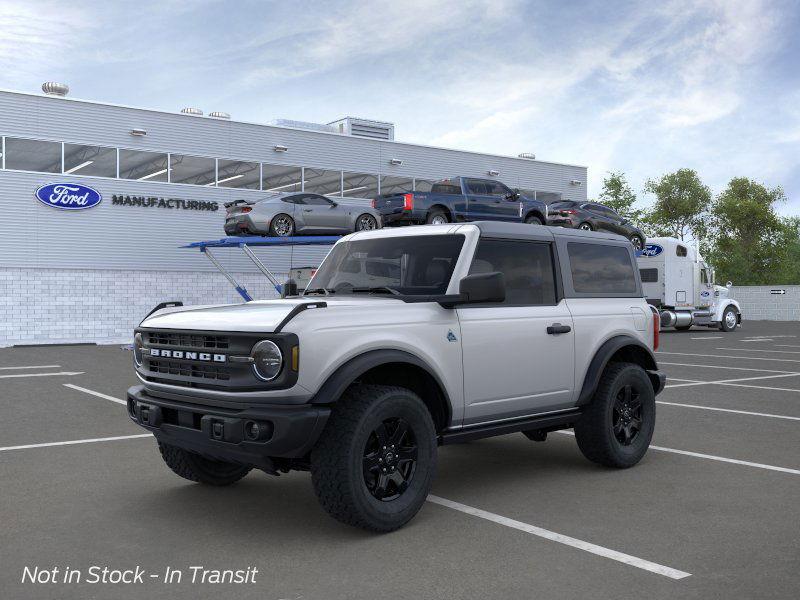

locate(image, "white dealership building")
[[0, 85, 588, 346]]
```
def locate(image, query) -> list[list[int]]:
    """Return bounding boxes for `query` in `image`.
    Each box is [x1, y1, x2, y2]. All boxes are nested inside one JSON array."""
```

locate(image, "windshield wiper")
[[303, 287, 334, 296], [350, 286, 401, 296]]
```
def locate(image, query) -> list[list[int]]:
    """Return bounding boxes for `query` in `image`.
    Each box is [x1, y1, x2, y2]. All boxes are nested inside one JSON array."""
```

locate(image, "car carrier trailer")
[[636, 237, 742, 332]]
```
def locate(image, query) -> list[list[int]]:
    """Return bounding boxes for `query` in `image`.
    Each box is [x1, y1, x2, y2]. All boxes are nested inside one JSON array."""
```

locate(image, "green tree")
[[642, 169, 711, 241], [705, 177, 791, 285], [598, 171, 642, 225]]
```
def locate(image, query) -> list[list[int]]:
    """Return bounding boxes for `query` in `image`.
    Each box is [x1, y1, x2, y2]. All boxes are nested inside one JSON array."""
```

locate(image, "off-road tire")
[[158, 442, 252, 486], [310, 384, 437, 532], [426, 209, 449, 225], [719, 307, 738, 332], [574, 362, 655, 468], [525, 215, 543, 225], [269, 213, 295, 237]]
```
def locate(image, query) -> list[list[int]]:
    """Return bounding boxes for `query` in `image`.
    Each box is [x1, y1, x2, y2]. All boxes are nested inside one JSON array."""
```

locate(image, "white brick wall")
[[0, 268, 282, 347], [729, 286, 800, 322]]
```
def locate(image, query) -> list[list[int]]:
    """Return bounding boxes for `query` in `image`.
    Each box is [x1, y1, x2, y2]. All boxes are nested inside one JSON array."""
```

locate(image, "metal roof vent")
[[42, 82, 69, 96], [328, 117, 395, 141], [180, 107, 204, 116], [518, 152, 536, 160], [209, 111, 230, 119]]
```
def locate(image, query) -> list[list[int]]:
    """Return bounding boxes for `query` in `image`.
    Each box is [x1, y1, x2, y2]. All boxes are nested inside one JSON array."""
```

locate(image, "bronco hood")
[[139, 297, 400, 333]]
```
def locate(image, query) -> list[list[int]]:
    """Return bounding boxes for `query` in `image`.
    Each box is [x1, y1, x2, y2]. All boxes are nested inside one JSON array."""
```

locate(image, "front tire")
[[574, 363, 655, 468], [158, 442, 251, 486], [269, 213, 295, 237], [525, 214, 543, 225], [578, 222, 593, 231], [720, 306, 738, 332], [311, 384, 437, 532]]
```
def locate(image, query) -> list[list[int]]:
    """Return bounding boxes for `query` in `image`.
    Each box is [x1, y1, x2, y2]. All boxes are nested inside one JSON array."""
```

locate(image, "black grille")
[[146, 331, 230, 350], [148, 359, 230, 381], [640, 268, 659, 283]]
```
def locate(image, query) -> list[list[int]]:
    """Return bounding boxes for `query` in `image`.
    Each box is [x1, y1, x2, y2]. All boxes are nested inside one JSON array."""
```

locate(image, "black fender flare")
[[309, 349, 453, 422], [577, 335, 660, 405]]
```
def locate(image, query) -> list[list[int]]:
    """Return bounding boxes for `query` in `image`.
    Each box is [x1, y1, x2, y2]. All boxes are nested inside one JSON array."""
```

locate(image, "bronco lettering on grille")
[[149, 348, 226, 362]]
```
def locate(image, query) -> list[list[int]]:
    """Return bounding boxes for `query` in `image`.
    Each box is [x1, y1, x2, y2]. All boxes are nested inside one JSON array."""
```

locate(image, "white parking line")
[[0, 365, 61, 370], [557, 431, 800, 476], [656, 401, 800, 421], [657, 352, 800, 364], [63, 384, 126, 405], [0, 434, 151, 453], [427, 495, 691, 579], [740, 339, 774, 342], [690, 336, 723, 340], [776, 344, 800, 349], [665, 372, 800, 389], [717, 382, 800, 394], [659, 362, 797, 374], [0, 371, 84, 379], [716, 347, 800, 354]]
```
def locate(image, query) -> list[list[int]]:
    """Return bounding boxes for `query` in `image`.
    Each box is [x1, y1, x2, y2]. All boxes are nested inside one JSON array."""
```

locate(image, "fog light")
[[244, 420, 273, 441], [245, 421, 260, 440]]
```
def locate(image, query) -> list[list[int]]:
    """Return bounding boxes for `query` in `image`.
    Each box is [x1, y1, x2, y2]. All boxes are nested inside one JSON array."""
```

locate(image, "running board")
[[439, 409, 582, 445]]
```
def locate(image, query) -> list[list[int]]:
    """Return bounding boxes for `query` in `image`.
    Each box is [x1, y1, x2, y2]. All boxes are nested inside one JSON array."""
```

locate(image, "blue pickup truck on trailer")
[[372, 177, 548, 226]]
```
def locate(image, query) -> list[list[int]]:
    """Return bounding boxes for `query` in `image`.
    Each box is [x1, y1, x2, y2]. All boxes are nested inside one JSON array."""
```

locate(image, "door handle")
[[547, 323, 571, 335], [303, 209, 313, 212]]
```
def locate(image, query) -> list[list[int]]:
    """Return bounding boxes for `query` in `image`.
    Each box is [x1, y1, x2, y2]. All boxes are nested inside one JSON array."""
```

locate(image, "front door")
[[298, 195, 348, 232], [458, 238, 575, 425]]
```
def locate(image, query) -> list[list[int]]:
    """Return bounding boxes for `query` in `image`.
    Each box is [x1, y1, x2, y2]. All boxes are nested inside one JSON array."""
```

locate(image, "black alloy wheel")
[[356, 214, 378, 231], [612, 385, 642, 446], [362, 417, 418, 501]]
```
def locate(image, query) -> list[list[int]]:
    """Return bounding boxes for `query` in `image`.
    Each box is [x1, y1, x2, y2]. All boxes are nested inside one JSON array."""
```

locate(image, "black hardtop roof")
[[472, 221, 629, 244]]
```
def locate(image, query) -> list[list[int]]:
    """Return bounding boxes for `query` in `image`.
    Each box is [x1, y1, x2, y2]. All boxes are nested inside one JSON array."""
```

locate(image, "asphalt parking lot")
[[2, 321, 799, 600]]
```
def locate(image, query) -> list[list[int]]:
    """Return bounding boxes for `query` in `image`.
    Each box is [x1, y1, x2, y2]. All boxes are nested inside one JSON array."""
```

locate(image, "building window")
[[342, 171, 378, 198], [63, 144, 117, 177], [170, 154, 216, 186], [414, 178, 436, 192], [304, 168, 342, 196], [379, 175, 413, 195], [217, 159, 260, 189], [4, 138, 61, 173], [262, 163, 302, 193], [119, 149, 169, 182]]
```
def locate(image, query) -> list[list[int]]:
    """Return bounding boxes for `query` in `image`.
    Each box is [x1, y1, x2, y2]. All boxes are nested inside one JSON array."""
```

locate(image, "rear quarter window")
[[567, 242, 638, 295]]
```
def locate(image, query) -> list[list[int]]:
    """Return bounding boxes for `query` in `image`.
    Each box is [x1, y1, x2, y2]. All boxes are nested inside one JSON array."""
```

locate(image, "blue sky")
[[2, 0, 799, 212]]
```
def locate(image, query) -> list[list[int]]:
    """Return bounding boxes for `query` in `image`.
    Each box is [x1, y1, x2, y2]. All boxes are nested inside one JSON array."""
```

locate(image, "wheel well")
[[607, 344, 657, 372], [348, 362, 450, 431], [429, 204, 452, 220], [524, 210, 545, 223], [578, 338, 659, 405]]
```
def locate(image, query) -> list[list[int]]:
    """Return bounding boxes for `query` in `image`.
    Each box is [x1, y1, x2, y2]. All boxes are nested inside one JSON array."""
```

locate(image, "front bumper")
[[127, 385, 330, 466]]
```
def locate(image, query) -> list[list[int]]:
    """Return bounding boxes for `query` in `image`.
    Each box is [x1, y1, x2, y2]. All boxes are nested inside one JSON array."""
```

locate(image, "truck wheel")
[[269, 214, 295, 237], [525, 215, 543, 225], [720, 306, 738, 332], [311, 384, 437, 532], [574, 362, 655, 469], [426, 209, 449, 225], [157, 442, 252, 486]]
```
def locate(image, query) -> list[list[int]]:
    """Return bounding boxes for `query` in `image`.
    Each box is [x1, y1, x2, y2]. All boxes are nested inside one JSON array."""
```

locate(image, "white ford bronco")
[[128, 222, 665, 531]]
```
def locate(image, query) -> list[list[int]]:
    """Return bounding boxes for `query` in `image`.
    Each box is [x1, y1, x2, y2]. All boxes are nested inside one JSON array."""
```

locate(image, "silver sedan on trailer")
[[224, 192, 382, 237]]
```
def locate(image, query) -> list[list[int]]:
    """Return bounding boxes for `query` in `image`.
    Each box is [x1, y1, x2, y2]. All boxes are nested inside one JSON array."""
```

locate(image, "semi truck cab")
[[637, 237, 742, 332]]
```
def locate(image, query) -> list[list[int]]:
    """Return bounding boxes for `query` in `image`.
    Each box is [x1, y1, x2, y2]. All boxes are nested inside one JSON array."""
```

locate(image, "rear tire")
[[578, 222, 593, 231], [720, 306, 738, 332], [426, 209, 449, 225], [311, 384, 437, 532], [525, 215, 543, 225], [355, 213, 379, 231], [574, 363, 655, 468], [158, 442, 251, 486], [269, 214, 295, 237]]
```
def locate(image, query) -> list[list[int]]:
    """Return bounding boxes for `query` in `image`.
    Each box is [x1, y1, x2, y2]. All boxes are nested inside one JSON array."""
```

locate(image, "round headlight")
[[133, 332, 144, 367], [252, 340, 283, 381]]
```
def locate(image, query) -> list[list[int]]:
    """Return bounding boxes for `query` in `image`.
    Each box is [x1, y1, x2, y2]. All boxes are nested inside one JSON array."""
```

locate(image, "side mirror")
[[329, 201, 338, 208], [281, 279, 298, 298], [459, 272, 505, 304]]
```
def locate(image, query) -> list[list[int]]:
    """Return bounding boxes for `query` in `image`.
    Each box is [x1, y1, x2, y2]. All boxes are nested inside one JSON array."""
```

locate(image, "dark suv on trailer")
[[547, 200, 646, 250]]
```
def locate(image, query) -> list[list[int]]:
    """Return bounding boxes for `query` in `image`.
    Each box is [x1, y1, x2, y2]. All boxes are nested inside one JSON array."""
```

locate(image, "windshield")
[[305, 235, 465, 296]]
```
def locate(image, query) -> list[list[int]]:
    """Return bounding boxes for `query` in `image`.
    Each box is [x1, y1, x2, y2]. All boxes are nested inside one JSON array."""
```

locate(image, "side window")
[[282, 195, 303, 204], [676, 245, 688, 257], [304, 195, 334, 206], [567, 243, 638, 295], [485, 181, 511, 197], [468, 239, 557, 305], [430, 180, 462, 194], [465, 179, 489, 195]]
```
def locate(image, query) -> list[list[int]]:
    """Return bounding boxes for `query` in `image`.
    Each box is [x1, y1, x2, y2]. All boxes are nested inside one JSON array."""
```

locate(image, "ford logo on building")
[[35, 183, 102, 210], [638, 244, 663, 257]]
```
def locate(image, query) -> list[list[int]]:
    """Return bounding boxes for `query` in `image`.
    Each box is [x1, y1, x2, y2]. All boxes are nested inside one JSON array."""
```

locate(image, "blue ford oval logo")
[[35, 183, 102, 210], [638, 244, 663, 257]]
